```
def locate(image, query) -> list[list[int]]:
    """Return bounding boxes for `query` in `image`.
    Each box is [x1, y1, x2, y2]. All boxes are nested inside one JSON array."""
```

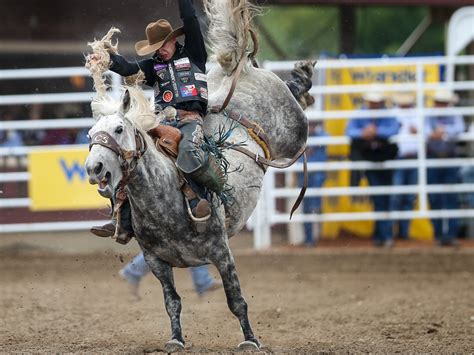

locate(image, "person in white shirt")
[[391, 93, 418, 240]]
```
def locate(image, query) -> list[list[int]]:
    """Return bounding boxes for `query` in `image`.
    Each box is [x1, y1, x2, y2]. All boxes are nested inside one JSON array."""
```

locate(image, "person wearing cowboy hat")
[[88, 0, 224, 241], [390, 93, 418, 240], [425, 90, 465, 246], [346, 90, 400, 247]]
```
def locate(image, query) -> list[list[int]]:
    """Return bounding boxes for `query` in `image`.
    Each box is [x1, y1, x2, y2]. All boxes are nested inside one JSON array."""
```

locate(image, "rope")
[[247, 126, 271, 160]]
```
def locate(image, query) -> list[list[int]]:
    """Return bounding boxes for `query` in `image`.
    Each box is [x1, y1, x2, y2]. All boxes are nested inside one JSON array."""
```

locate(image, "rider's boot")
[[188, 155, 227, 194], [182, 184, 211, 233], [182, 184, 211, 218], [90, 199, 134, 244], [90, 221, 116, 238]]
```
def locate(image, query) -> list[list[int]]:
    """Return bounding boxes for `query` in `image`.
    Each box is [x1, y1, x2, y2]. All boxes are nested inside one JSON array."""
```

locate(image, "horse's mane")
[[124, 87, 156, 131], [204, 0, 259, 75], [92, 86, 156, 132], [91, 94, 120, 119]]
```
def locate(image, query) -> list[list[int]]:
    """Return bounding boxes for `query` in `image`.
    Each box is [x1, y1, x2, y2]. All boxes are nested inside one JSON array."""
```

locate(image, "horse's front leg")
[[212, 247, 260, 350], [143, 252, 184, 353]]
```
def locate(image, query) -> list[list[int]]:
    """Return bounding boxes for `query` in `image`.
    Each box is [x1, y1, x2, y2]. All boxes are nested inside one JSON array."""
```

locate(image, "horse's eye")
[[115, 126, 123, 134]]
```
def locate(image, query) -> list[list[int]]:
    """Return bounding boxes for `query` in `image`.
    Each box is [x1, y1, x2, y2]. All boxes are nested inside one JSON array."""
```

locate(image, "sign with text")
[[28, 147, 106, 211], [321, 62, 440, 241], [325, 63, 440, 156]]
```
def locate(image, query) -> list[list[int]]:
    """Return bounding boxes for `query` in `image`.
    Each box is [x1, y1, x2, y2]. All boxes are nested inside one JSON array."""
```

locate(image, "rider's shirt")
[[108, 0, 207, 116], [152, 46, 207, 113]]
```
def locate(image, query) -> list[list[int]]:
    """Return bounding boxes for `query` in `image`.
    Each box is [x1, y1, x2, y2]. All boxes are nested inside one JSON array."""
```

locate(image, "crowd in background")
[[1, 86, 472, 247], [0, 103, 88, 148], [301, 89, 473, 247]]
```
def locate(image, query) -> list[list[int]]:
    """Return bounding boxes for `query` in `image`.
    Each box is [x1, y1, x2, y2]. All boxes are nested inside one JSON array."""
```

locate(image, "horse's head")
[[85, 89, 152, 198]]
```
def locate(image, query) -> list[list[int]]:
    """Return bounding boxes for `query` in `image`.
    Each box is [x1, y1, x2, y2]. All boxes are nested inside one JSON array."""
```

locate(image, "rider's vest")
[[153, 51, 208, 112]]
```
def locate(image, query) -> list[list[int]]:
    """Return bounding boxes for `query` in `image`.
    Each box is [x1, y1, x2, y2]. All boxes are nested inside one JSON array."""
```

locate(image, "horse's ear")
[[122, 89, 131, 114]]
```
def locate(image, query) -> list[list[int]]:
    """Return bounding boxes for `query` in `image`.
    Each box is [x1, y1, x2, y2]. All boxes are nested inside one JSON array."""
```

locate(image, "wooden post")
[[339, 5, 356, 54]]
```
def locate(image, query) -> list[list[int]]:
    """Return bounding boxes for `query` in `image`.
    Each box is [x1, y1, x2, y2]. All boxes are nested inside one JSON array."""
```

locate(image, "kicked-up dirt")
[[1, 233, 473, 353]]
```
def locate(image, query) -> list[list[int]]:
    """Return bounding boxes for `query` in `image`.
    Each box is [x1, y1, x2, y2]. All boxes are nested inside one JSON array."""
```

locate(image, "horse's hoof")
[[237, 340, 260, 351], [164, 339, 185, 353]]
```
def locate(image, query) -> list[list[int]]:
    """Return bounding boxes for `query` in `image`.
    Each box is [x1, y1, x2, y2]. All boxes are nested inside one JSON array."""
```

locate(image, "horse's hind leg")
[[143, 252, 184, 353], [212, 248, 260, 350]]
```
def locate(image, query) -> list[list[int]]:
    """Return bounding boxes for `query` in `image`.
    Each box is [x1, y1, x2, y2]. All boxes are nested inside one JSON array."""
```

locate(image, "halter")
[[89, 128, 147, 200]]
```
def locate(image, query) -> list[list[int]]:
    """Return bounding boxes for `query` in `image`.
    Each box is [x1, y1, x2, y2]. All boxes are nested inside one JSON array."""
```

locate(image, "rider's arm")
[[178, 0, 207, 72], [109, 53, 140, 76], [109, 54, 156, 87]]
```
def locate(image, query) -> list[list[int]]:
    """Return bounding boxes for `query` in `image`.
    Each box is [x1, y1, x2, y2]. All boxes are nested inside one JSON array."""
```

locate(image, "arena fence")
[[1, 56, 474, 249]]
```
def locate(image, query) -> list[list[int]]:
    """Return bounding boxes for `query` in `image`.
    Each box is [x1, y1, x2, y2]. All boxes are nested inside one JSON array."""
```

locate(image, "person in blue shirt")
[[425, 90, 465, 246], [298, 123, 327, 246], [346, 92, 400, 247], [0, 130, 23, 148], [0, 109, 24, 148]]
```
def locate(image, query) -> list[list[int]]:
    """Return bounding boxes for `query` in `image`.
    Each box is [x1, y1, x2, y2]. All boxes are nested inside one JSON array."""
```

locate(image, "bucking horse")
[[84, 0, 313, 351]]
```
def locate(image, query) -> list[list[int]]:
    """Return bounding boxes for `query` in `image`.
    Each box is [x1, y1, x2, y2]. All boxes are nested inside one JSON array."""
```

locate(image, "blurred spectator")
[[75, 129, 90, 144], [42, 129, 76, 145], [0, 109, 23, 147], [119, 252, 221, 300], [42, 104, 82, 145], [426, 90, 465, 246], [461, 166, 474, 210], [346, 92, 399, 247], [391, 93, 418, 240], [298, 123, 327, 246], [22, 104, 46, 146], [461, 122, 474, 215]]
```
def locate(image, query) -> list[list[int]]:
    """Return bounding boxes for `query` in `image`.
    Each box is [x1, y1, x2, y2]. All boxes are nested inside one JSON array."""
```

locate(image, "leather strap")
[[89, 131, 123, 157], [209, 28, 307, 218], [218, 51, 248, 113], [89, 130, 147, 162], [229, 144, 306, 170], [291, 151, 307, 219], [214, 25, 259, 112], [209, 106, 273, 159], [176, 109, 202, 121], [228, 144, 308, 220], [89, 129, 147, 202]]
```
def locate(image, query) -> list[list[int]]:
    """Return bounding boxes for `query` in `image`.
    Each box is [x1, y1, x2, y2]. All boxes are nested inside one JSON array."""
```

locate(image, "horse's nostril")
[[94, 162, 103, 175]]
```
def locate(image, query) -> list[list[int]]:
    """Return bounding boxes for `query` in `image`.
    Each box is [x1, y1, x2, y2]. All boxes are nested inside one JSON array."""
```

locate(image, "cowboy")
[[425, 90, 465, 246], [346, 91, 400, 248], [87, 0, 224, 241]]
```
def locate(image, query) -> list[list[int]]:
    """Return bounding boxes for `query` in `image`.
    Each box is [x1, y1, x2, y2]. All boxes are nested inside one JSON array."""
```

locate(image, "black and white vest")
[[153, 51, 208, 112]]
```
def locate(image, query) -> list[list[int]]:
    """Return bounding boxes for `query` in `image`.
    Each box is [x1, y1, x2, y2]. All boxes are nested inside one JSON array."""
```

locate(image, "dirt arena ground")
[[1, 231, 473, 353]]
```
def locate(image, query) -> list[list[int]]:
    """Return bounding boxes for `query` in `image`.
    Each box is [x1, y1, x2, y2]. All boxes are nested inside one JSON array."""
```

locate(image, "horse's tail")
[[204, 0, 258, 75]]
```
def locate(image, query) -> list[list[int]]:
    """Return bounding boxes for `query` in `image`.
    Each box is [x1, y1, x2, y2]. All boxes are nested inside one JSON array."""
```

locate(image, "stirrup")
[[185, 198, 211, 223]]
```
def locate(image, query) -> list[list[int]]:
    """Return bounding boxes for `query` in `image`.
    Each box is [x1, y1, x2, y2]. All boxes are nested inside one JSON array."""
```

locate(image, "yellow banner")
[[28, 147, 106, 211], [321, 62, 440, 240], [325, 63, 440, 156]]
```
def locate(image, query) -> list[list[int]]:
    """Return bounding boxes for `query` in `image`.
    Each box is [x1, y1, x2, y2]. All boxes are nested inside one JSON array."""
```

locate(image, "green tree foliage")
[[256, 6, 339, 60], [257, 5, 445, 60], [355, 7, 445, 55]]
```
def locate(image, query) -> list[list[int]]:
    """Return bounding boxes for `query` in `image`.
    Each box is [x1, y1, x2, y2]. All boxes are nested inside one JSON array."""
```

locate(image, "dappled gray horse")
[[85, 0, 309, 351]]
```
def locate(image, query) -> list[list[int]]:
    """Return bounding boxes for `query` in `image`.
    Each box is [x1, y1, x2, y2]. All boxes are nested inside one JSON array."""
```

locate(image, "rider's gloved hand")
[[159, 120, 178, 127]]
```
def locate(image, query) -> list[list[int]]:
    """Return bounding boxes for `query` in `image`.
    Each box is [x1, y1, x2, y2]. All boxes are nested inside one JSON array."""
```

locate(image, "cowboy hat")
[[392, 93, 415, 106], [362, 91, 385, 103], [135, 19, 184, 56], [433, 90, 459, 104]]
